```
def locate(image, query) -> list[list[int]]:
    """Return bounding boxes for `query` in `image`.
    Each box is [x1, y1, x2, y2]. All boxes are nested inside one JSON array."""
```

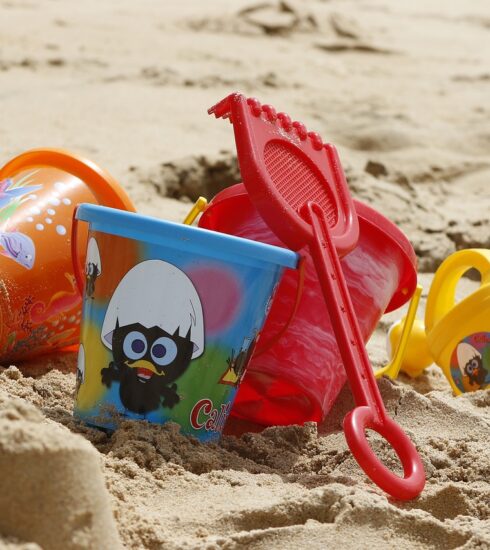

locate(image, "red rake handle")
[[302, 202, 425, 500]]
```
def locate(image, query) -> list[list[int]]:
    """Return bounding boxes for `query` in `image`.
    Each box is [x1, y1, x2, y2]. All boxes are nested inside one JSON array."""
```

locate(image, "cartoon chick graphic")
[[457, 342, 487, 389], [100, 260, 205, 415]]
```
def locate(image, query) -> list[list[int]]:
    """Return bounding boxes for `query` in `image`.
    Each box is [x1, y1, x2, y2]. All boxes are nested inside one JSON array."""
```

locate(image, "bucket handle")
[[374, 285, 422, 380], [72, 207, 85, 296], [253, 255, 306, 357], [425, 249, 490, 332], [0, 148, 135, 212]]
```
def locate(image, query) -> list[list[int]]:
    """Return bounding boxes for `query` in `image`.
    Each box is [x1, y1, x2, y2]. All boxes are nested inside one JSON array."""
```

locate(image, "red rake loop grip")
[[301, 201, 425, 500]]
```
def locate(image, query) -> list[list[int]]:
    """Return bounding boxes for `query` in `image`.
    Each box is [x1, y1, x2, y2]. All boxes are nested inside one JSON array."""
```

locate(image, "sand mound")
[[0, 388, 121, 549], [1, 364, 489, 549]]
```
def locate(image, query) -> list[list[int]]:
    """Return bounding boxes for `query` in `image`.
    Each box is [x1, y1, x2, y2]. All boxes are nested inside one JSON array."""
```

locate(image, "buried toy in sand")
[[72, 204, 298, 442], [388, 248, 490, 394]]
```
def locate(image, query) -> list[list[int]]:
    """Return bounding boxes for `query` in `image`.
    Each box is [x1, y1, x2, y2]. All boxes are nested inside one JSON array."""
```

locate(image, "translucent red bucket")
[[199, 184, 417, 426]]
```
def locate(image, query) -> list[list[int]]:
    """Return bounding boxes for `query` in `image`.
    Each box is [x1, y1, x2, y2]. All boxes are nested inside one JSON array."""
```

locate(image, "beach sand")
[[0, 0, 489, 548]]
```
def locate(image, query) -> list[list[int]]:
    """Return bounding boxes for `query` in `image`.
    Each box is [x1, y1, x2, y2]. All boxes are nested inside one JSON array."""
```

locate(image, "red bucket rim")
[[202, 183, 417, 313]]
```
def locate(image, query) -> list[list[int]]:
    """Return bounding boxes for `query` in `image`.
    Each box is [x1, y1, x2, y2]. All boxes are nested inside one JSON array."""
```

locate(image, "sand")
[[1, 0, 489, 548], [0, 386, 121, 549]]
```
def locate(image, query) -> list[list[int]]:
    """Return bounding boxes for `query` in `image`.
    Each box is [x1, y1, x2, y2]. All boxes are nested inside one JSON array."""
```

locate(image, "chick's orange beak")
[[125, 359, 165, 376]]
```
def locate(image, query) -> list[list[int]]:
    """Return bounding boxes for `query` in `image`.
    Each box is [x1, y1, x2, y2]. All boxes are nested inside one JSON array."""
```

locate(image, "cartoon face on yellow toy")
[[450, 336, 490, 393], [388, 249, 490, 395]]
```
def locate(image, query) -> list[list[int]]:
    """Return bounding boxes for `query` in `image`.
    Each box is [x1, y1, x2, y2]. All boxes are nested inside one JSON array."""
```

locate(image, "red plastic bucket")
[[199, 184, 417, 426]]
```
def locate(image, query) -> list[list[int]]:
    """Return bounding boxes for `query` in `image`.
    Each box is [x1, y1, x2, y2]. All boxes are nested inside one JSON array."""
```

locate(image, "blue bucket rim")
[[76, 203, 299, 270]]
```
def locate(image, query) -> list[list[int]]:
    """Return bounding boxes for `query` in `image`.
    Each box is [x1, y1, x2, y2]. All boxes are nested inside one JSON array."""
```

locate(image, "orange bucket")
[[0, 149, 135, 363]]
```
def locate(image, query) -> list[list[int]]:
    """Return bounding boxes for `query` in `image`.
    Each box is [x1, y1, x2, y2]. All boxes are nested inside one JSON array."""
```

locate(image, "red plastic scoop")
[[209, 93, 425, 500]]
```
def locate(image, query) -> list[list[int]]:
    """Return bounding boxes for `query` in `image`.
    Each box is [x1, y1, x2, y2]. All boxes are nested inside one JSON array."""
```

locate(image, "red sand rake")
[[209, 93, 425, 500]]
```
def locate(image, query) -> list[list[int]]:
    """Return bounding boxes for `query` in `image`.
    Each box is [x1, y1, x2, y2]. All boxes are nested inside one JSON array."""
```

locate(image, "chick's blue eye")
[[151, 337, 177, 366], [153, 344, 166, 358], [123, 331, 147, 360]]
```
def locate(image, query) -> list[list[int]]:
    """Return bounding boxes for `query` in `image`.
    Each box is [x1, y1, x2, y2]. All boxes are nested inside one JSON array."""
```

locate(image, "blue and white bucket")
[[72, 204, 298, 441]]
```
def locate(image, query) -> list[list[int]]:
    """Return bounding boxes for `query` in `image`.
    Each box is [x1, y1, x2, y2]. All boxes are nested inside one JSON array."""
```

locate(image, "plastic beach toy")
[[388, 249, 490, 394], [72, 204, 298, 442], [199, 184, 418, 425], [376, 285, 422, 380], [0, 149, 134, 363], [208, 92, 425, 500], [183, 196, 208, 226]]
